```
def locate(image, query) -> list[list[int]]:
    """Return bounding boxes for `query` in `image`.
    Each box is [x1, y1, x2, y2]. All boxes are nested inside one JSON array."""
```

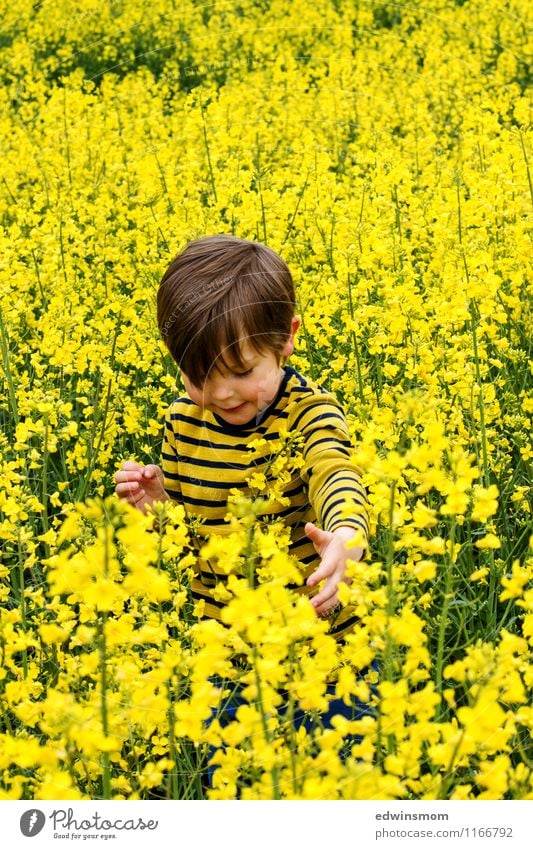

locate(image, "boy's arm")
[[296, 397, 368, 616], [298, 398, 368, 532]]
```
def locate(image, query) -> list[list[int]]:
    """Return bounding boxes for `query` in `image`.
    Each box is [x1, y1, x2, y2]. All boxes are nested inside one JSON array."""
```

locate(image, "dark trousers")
[[206, 665, 377, 788]]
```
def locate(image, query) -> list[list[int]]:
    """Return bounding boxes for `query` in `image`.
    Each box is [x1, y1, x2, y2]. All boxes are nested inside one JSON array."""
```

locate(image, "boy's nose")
[[208, 377, 234, 402]]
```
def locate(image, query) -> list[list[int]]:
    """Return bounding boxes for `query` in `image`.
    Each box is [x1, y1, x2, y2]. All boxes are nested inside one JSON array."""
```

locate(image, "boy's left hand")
[[305, 523, 365, 618]]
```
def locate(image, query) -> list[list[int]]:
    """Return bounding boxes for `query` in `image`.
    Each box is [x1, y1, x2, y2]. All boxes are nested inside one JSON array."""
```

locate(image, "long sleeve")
[[161, 403, 182, 502], [291, 395, 368, 537]]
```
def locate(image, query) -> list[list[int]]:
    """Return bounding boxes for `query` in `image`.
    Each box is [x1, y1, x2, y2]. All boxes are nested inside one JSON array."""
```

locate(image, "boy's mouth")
[[219, 402, 247, 413]]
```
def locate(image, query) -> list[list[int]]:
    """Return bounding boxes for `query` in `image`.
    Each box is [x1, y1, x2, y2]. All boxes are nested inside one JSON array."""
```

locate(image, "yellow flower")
[[440, 489, 470, 516], [413, 559, 437, 582], [500, 559, 530, 600], [475, 533, 501, 550], [39, 622, 74, 645], [388, 607, 427, 648], [470, 566, 490, 582], [476, 755, 510, 798], [457, 692, 512, 752], [411, 503, 438, 529], [34, 770, 85, 800], [471, 484, 499, 522]]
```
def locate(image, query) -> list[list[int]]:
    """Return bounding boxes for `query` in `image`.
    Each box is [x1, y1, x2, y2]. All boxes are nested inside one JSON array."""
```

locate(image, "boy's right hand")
[[114, 461, 168, 514]]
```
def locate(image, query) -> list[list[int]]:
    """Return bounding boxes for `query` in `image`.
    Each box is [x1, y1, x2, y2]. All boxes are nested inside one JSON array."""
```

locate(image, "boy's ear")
[[282, 316, 301, 358]]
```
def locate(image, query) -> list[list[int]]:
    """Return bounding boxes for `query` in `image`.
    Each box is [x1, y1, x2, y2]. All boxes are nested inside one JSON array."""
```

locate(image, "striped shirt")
[[162, 365, 368, 640]]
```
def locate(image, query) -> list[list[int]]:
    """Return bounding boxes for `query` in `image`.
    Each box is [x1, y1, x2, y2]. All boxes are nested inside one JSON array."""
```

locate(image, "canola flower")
[[0, 0, 531, 799]]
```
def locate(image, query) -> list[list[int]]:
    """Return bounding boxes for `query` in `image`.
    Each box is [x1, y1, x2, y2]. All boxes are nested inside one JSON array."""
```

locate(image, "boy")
[[115, 234, 368, 633]]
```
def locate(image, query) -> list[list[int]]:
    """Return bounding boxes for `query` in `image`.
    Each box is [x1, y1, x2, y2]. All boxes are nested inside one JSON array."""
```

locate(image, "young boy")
[[115, 234, 368, 634]]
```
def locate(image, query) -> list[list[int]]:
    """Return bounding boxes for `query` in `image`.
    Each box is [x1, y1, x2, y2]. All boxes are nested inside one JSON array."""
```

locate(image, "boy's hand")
[[114, 461, 168, 514], [305, 523, 364, 618]]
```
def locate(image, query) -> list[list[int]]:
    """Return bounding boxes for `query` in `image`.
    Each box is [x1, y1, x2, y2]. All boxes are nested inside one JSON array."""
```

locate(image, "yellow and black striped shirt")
[[162, 366, 368, 640]]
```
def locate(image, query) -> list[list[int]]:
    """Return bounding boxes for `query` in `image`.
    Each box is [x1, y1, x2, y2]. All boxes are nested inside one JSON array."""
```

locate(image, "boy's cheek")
[[257, 374, 278, 401], [183, 381, 206, 408]]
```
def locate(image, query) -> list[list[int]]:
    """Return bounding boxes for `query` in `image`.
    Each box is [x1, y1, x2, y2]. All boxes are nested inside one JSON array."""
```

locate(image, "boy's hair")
[[157, 234, 296, 386]]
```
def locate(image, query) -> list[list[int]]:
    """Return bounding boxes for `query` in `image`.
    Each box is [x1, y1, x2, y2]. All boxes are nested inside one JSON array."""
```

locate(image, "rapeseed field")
[[0, 0, 531, 800]]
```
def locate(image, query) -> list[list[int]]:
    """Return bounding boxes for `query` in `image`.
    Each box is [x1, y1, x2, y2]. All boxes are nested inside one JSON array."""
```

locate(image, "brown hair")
[[157, 234, 296, 386]]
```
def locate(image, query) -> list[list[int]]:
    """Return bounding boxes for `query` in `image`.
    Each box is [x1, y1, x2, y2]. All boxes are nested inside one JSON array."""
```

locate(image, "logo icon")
[[20, 810, 46, 837]]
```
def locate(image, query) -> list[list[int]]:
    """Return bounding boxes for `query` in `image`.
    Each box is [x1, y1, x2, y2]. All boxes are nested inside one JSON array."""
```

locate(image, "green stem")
[[383, 482, 397, 684], [468, 300, 489, 487], [377, 482, 397, 765], [519, 130, 533, 207], [0, 642, 14, 734], [456, 177, 463, 246], [373, 354, 383, 404], [254, 135, 268, 243], [0, 307, 19, 438], [459, 176, 491, 501], [435, 522, 456, 707], [41, 419, 50, 560], [77, 377, 113, 502], [200, 97, 218, 204], [347, 274, 365, 406], [31, 249, 47, 310], [297, 307, 317, 381], [245, 522, 258, 589], [63, 89, 73, 204], [285, 643, 299, 796], [252, 646, 280, 800], [281, 169, 309, 247], [166, 679, 180, 800], [357, 185, 365, 252], [391, 184, 403, 243], [98, 614, 111, 799], [58, 219, 68, 287], [99, 525, 111, 800], [438, 724, 467, 799], [18, 531, 28, 679]]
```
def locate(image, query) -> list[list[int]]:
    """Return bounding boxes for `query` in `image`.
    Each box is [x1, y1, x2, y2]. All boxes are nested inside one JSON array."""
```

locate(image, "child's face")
[[182, 340, 286, 426]]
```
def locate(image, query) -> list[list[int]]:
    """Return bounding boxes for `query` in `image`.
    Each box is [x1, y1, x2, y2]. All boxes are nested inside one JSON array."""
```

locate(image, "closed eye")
[[235, 368, 253, 378]]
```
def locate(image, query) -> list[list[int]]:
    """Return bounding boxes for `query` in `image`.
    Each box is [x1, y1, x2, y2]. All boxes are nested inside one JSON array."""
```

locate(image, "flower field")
[[0, 0, 531, 800]]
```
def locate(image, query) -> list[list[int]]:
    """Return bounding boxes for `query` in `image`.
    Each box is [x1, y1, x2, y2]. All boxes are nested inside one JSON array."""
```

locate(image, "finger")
[[122, 460, 144, 471], [304, 522, 328, 542], [116, 481, 141, 496], [115, 470, 143, 484], [313, 589, 339, 616], [143, 464, 160, 479], [116, 489, 143, 507], [304, 522, 331, 553], [306, 557, 337, 587], [126, 487, 146, 508], [310, 579, 338, 609]]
